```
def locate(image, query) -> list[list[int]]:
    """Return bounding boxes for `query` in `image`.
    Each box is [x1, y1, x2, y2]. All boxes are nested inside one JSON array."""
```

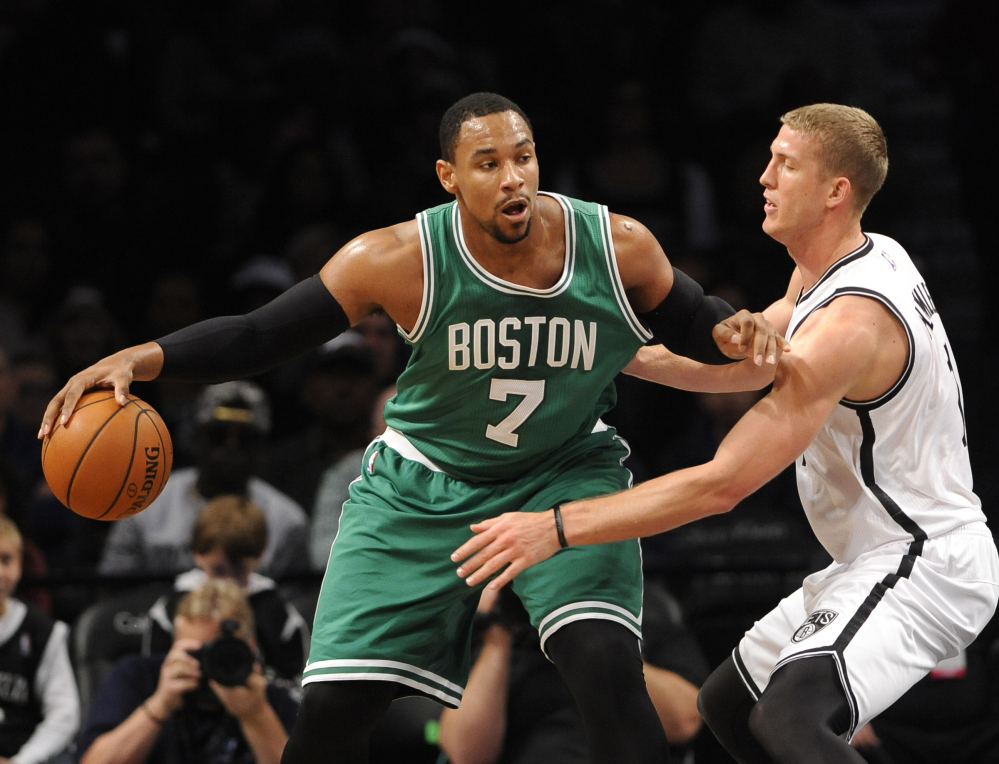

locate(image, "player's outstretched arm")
[[622, 269, 803, 393], [611, 214, 788, 368], [40, 223, 423, 437], [452, 296, 886, 589]]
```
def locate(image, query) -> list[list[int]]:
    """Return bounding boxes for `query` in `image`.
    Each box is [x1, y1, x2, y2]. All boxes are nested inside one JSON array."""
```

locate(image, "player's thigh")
[[306, 445, 488, 703], [733, 585, 809, 700], [511, 436, 643, 652], [835, 529, 999, 731]]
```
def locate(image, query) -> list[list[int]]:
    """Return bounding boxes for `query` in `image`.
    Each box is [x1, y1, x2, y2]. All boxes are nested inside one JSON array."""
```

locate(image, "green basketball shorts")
[[303, 423, 644, 707]]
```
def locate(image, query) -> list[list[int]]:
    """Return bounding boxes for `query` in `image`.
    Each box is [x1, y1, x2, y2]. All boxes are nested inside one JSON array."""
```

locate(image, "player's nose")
[[499, 161, 525, 190]]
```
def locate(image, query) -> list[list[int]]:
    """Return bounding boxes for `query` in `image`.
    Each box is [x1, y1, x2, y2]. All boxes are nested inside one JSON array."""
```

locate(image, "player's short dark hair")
[[439, 92, 533, 162]]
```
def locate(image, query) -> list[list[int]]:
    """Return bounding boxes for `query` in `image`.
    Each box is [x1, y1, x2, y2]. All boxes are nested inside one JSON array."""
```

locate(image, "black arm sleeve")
[[157, 274, 351, 382], [638, 267, 736, 365]]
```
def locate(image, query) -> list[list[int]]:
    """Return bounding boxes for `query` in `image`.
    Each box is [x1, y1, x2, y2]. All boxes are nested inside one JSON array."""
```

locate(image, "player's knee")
[[298, 680, 397, 731], [548, 619, 646, 703]]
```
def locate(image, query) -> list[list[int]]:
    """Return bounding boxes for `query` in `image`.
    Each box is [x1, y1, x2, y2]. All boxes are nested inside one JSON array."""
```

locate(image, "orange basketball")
[[42, 390, 173, 520]]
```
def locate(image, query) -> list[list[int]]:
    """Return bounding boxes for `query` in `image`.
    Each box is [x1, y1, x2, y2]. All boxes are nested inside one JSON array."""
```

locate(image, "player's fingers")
[[58, 383, 88, 427], [738, 311, 755, 352], [765, 330, 778, 365], [456, 537, 504, 578], [112, 373, 132, 407], [463, 548, 514, 587], [752, 315, 769, 366], [39, 389, 68, 438], [452, 527, 496, 563], [487, 560, 525, 591], [469, 516, 499, 533]]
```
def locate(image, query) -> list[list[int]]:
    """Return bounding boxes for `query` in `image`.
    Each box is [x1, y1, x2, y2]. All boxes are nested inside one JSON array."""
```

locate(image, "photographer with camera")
[[76, 580, 297, 764]]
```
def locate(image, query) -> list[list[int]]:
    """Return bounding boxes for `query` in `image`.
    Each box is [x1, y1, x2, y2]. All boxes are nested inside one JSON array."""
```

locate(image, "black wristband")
[[553, 504, 569, 548]]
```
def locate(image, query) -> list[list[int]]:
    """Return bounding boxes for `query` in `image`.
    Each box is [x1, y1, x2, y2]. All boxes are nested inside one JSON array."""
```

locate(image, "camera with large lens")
[[187, 619, 255, 687]]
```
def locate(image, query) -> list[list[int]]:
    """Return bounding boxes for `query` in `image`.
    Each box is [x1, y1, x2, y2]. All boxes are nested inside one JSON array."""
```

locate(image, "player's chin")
[[491, 215, 532, 244]]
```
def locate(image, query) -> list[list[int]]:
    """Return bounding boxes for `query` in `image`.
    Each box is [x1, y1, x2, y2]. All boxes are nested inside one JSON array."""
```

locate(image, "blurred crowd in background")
[[0, 0, 997, 762]]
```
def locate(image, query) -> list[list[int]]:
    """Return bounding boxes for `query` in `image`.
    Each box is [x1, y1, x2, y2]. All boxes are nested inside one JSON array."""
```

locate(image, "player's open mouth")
[[500, 199, 529, 221], [764, 196, 777, 213]]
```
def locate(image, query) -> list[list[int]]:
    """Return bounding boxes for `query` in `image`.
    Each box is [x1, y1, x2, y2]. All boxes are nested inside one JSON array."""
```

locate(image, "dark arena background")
[[0, 1, 996, 763]]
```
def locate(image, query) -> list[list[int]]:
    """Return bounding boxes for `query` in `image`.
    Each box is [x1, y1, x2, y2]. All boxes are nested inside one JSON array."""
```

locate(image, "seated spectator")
[[263, 333, 380, 514], [99, 382, 308, 579], [438, 578, 708, 763], [77, 579, 297, 764], [309, 382, 395, 570], [144, 495, 309, 680], [0, 517, 79, 763]]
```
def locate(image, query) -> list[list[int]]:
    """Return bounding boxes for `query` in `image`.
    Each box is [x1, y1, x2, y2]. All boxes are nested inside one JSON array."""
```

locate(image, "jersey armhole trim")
[[598, 205, 654, 342], [399, 211, 435, 344], [788, 287, 914, 411]]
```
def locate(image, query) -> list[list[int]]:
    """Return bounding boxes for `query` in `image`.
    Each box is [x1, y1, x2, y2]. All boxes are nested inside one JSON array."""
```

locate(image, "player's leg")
[[546, 618, 671, 763], [697, 656, 773, 764], [296, 439, 486, 759], [748, 656, 862, 764], [514, 428, 669, 762], [280, 681, 397, 764]]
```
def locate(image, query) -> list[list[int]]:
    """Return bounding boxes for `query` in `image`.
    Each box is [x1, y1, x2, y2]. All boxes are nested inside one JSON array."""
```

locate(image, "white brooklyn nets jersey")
[[788, 232, 986, 563]]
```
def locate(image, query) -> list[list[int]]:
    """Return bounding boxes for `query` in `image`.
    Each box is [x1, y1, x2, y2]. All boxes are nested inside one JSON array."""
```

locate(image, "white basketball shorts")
[[734, 521, 999, 739]]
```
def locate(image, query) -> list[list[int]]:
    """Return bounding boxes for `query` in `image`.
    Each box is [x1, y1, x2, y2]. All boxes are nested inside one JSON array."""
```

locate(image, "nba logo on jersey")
[[791, 610, 838, 643], [367, 450, 379, 475], [880, 250, 896, 270]]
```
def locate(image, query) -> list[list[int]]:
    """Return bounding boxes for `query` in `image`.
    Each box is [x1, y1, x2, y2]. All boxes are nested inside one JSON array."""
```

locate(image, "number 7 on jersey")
[[485, 379, 545, 448]]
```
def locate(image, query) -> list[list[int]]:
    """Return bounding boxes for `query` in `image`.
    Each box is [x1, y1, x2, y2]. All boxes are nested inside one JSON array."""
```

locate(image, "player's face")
[[759, 125, 834, 244], [444, 111, 539, 245]]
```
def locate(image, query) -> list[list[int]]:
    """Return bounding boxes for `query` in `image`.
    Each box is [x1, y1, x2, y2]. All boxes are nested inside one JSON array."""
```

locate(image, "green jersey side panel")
[[383, 193, 651, 482]]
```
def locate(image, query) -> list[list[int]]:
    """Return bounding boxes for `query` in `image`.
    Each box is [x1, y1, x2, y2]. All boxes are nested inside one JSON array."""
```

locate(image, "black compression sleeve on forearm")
[[157, 275, 351, 382], [638, 267, 736, 365]]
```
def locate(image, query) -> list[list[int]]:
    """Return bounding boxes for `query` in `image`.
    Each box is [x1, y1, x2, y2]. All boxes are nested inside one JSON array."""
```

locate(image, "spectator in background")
[[99, 381, 308, 579], [0, 220, 53, 356], [438, 579, 708, 764], [141, 273, 206, 468], [144, 495, 309, 681], [47, 288, 126, 384], [77, 579, 296, 764], [0, 517, 79, 763], [265, 333, 379, 517]]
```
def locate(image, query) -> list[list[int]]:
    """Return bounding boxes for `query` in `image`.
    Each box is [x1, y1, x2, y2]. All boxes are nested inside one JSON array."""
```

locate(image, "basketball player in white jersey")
[[453, 103, 999, 763]]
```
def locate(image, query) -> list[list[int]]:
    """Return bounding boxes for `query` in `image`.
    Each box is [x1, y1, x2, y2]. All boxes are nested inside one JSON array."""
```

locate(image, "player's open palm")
[[713, 309, 789, 366], [453, 510, 561, 589]]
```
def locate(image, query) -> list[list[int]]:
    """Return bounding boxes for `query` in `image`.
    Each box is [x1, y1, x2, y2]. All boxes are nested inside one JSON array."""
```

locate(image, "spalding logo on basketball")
[[791, 610, 838, 643], [42, 390, 173, 521]]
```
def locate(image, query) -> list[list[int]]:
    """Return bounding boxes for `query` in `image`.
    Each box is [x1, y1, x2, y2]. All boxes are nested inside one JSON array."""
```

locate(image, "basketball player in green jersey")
[[41, 93, 785, 763]]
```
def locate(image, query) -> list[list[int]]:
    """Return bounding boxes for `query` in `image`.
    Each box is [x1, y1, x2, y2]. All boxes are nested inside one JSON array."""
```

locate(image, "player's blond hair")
[[781, 104, 888, 212], [175, 579, 255, 637], [0, 516, 22, 552]]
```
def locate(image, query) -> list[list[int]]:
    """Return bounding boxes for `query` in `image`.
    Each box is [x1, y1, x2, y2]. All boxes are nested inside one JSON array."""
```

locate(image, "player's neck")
[[457, 195, 564, 289], [787, 221, 866, 293]]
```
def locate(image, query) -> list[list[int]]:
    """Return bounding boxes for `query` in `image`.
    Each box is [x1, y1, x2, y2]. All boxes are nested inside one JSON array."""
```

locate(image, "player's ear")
[[827, 176, 851, 210], [436, 159, 458, 196]]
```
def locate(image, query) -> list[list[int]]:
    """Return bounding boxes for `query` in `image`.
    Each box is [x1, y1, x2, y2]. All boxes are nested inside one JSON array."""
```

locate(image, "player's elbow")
[[667, 706, 704, 744], [701, 467, 749, 516]]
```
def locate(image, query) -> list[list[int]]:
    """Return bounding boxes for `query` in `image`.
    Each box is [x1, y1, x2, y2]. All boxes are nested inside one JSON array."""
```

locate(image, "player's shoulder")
[[340, 220, 423, 267]]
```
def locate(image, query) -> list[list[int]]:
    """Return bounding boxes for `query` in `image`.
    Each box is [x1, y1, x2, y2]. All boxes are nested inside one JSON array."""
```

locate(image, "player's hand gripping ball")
[[42, 390, 173, 520]]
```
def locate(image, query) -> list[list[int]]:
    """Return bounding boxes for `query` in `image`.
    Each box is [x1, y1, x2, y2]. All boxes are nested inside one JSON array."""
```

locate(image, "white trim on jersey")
[[597, 205, 654, 343], [450, 193, 577, 297], [399, 211, 437, 344]]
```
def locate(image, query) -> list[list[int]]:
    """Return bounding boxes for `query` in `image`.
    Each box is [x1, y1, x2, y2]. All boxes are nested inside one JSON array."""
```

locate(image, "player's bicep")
[[712, 315, 876, 497]]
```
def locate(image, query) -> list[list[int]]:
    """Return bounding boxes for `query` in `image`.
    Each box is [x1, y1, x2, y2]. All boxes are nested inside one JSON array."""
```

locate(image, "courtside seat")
[[71, 584, 171, 718]]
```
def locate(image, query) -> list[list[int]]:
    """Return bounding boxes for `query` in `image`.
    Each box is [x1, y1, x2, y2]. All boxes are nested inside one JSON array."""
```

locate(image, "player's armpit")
[[623, 346, 776, 393]]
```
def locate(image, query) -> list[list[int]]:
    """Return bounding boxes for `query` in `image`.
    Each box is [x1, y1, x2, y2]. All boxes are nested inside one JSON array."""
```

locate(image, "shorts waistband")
[[378, 428, 447, 474]]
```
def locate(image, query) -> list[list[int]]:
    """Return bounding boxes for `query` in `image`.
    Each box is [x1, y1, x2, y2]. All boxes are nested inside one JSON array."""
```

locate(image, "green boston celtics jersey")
[[383, 192, 652, 482]]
